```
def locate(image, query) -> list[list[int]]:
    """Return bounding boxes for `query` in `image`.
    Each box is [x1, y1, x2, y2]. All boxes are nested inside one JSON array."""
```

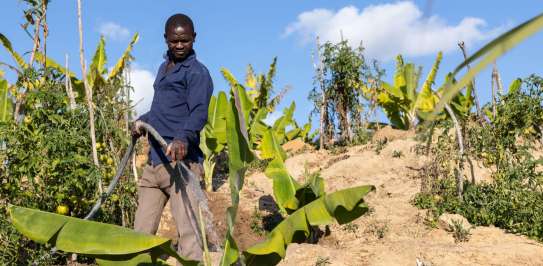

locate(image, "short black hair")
[[165, 13, 194, 33]]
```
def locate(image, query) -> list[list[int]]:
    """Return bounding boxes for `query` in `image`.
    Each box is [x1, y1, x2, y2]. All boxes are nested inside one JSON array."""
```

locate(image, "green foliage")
[[220, 89, 255, 265], [310, 39, 379, 142], [414, 76, 543, 242], [243, 185, 375, 265], [450, 219, 471, 243], [8, 205, 196, 265], [0, 41, 137, 264], [433, 11, 543, 119], [0, 78, 13, 122], [373, 52, 442, 129]]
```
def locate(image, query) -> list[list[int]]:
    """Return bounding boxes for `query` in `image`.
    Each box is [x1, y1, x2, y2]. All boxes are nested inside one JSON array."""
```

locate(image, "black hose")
[[83, 122, 195, 220]]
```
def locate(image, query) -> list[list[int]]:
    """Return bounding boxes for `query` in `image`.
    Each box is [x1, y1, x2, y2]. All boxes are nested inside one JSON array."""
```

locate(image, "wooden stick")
[[65, 54, 76, 110], [77, 0, 101, 192], [458, 41, 482, 119]]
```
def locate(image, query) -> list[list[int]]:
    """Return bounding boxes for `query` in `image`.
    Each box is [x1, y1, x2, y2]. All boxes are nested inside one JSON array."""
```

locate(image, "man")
[[131, 13, 213, 261]]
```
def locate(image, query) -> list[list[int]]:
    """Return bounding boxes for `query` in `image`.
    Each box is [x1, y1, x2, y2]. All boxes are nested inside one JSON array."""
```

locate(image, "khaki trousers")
[[134, 161, 204, 261]]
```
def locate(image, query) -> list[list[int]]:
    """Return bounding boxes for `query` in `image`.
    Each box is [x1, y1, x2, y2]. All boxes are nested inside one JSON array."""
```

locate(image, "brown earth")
[[155, 129, 543, 266]]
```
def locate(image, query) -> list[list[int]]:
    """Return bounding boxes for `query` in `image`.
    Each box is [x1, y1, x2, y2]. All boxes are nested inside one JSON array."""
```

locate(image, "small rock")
[[438, 213, 471, 231]]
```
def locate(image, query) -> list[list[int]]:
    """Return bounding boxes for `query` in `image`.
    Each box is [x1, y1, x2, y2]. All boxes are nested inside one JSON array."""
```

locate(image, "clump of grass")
[[450, 219, 471, 243], [374, 139, 387, 154], [249, 206, 265, 236], [315, 256, 332, 266], [342, 223, 359, 234], [365, 220, 389, 239], [392, 150, 403, 158]]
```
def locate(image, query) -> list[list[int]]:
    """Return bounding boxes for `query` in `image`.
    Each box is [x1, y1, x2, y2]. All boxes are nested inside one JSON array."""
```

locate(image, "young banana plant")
[[366, 52, 443, 130]]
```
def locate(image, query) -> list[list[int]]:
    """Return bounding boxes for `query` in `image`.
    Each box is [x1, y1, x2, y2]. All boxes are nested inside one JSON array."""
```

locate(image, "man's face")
[[165, 25, 196, 61]]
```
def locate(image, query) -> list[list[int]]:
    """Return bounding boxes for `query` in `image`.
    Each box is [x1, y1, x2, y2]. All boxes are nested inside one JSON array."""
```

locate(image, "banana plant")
[[243, 185, 374, 266], [366, 52, 442, 130], [200, 91, 228, 191], [0, 33, 139, 103], [433, 12, 543, 118], [8, 205, 197, 266], [0, 77, 13, 122], [222, 57, 287, 114]]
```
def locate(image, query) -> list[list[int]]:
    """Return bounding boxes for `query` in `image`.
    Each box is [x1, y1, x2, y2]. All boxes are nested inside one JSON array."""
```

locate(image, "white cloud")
[[98, 22, 130, 41], [129, 66, 155, 118], [285, 1, 502, 61]]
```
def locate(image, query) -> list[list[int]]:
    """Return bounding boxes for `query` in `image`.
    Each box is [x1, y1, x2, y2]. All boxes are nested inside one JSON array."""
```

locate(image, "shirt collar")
[[165, 50, 196, 68]]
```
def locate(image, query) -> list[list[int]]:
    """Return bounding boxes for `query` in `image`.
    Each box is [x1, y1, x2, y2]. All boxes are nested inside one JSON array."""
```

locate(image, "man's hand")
[[166, 139, 188, 161], [130, 120, 145, 139]]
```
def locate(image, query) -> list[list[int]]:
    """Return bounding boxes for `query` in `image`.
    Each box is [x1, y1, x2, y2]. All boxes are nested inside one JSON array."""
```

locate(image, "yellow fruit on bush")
[[107, 158, 113, 165], [56, 205, 69, 215], [111, 194, 119, 202], [23, 116, 32, 124]]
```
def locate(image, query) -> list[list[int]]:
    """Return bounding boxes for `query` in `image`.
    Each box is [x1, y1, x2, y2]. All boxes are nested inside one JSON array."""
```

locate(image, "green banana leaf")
[[89, 36, 107, 90], [220, 92, 255, 266], [508, 78, 523, 94], [285, 128, 302, 141], [209, 91, 228, 145], [415, 52, 442, 115], [264, 157, 300, 213], [8, 205, 197, 266], [0, 33, 28, 70], [107, 33, 139, 81], [259, 129, 287, 161], [245, 64, 257, 89], [0, 78, 13, 122], [221, 67, 239, 89], [272, 101, 296, 142], [404, 64, 421, 104], [243, 185, 375, 266], [434, 12, 543, 118], [249, 108, 269, 145], [233, 84, 254, 131]]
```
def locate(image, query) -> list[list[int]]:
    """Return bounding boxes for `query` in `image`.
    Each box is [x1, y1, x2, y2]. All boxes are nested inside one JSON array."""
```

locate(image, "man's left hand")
[[166, 140, 188, 161]]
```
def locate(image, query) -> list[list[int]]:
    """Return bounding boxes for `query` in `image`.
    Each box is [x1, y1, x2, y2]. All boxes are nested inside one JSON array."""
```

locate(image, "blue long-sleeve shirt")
[[138, 50, 213, 165]]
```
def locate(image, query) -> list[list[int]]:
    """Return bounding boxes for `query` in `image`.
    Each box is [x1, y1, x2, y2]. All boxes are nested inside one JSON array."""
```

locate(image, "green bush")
[[414, 75, 543, 241], [0, 72, 136, 265]]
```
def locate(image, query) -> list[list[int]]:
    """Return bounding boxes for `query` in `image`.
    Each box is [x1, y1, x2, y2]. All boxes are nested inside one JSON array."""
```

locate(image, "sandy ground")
[[156, 127, 543, 266]]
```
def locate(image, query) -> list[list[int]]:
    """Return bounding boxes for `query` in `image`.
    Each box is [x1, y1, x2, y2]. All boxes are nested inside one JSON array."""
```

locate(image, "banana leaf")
[[221, 67, 239, 88], [220, 92, 255, 266], [243, 185, 375, 266], [107, 33, 139, 81], [0, 33, 28, 70], [508, 78, 523, 94], [8, 205, 197, 265], [89, 36, 107, 90], [0, 78, 12, 122], [433, 12, 543, 118], [259, 129, 287, 161]]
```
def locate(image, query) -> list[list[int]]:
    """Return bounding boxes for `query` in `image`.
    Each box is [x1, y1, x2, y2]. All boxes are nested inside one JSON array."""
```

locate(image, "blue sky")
[[1, 1, 542, 126]]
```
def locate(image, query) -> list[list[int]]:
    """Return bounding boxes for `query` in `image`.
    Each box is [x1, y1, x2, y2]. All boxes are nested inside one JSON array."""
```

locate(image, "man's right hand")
[[130, 120, 145, 138]]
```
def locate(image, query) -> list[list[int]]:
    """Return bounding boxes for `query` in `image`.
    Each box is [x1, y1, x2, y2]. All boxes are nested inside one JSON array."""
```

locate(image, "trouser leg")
[[166, 162, 204, 262], [134, 165, 168, 234]]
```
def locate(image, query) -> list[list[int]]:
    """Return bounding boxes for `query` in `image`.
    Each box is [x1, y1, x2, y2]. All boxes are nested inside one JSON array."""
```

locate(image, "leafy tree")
[[310, 39, 378, 145]]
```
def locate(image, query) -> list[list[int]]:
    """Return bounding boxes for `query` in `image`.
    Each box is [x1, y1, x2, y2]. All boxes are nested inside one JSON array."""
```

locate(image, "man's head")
[[164, 14, 196, 61]]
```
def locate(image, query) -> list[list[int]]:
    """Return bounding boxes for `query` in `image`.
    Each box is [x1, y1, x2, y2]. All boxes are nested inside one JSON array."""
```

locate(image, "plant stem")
[[77, 0, 101, 193], [458, 41, 482, 119], [444, 103, 464, 198], [315, 37, 327, 149], [64, 54, 76, 110]]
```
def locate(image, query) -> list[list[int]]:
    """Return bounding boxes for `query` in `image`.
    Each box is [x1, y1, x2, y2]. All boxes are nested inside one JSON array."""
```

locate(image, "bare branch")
[[77, 0, 101, 193]]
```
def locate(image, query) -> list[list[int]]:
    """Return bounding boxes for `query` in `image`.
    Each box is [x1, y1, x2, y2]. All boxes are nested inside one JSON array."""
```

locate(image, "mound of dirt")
[[156, 128, 543, 265], [372, 126, 415, 143]]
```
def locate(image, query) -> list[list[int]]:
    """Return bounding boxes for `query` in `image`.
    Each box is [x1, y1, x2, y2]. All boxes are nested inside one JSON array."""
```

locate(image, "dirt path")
[[158, 132, 543, 265]]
